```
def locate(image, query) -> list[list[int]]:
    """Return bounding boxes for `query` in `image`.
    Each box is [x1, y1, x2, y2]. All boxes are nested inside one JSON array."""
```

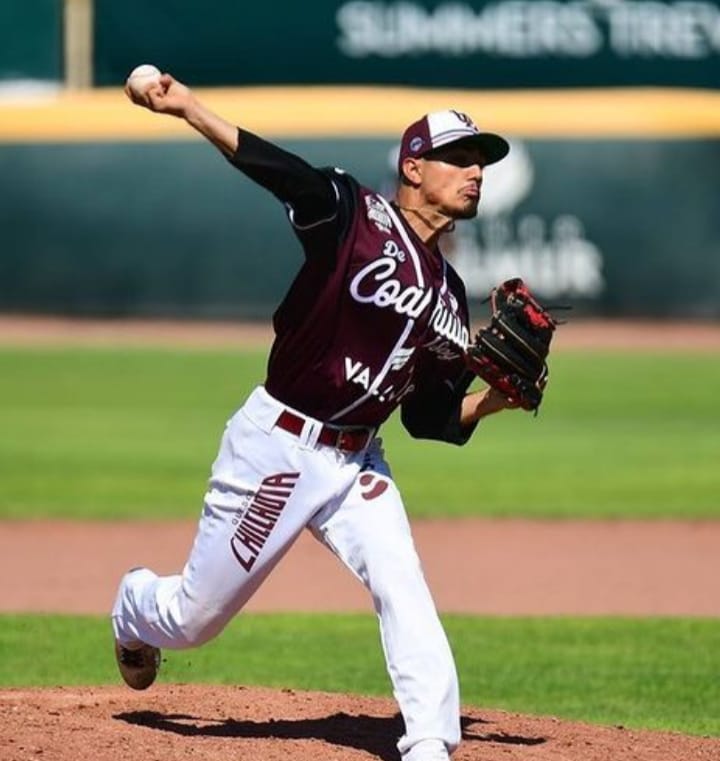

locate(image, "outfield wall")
[[1, 87, 719, 318], [0, 1, 62, 85]]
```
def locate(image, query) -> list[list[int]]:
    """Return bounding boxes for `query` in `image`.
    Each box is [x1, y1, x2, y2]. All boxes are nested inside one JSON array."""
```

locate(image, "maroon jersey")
[[230, 131, 476, 444]]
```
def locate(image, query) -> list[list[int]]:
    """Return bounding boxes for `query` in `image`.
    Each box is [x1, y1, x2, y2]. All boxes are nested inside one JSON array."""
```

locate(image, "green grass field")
[[1, 614, 719, 737], [1, 346, 719, 738], [1, 347, 719, 519]]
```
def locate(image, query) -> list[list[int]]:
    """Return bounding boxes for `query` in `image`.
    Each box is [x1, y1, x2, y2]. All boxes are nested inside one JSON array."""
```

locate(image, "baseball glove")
[[465, 278, 561, 413]]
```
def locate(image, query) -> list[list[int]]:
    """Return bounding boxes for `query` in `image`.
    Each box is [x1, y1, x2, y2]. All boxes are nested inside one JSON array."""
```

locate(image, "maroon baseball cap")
[[398, 109, 509, 177]]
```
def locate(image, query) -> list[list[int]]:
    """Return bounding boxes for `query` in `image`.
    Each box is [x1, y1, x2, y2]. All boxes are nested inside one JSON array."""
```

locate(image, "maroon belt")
[[275, 409, 374, 453]]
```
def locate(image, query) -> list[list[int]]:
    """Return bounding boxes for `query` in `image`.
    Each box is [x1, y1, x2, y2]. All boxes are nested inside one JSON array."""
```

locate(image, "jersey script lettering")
[[349, 258, 433, 318]]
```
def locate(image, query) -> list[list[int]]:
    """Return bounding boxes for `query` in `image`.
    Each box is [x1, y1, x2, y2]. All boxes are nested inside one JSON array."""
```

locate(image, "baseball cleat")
[[114, 640, 161, 690]]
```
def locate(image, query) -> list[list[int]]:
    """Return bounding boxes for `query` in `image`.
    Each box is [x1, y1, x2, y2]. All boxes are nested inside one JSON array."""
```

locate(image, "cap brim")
[[459, 133, 510, 165], [429, 133, 510, 165]]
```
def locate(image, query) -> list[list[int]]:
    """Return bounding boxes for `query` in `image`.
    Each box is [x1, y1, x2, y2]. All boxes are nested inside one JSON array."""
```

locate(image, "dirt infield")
[[2, 316, 719, 761], [2, 518, 720, 617], [2, 314, 720, 350], [2, 684, 719, 761]]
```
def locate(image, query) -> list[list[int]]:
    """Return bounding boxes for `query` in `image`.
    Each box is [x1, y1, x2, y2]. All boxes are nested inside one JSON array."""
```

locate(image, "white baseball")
[[126, 64, 162, 97]]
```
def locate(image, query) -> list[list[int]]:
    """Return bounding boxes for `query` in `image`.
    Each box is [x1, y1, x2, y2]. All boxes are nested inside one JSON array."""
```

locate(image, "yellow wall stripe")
[[1, 86, 720, 143]]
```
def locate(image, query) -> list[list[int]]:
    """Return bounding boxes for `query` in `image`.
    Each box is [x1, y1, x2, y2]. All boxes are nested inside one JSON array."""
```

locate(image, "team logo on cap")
[[409, 136, 424, 153], [452, 110, 479, 133]]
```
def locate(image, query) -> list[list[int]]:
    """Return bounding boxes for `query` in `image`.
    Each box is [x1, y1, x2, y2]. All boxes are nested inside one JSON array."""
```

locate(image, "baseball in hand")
[[126, 64, 162, 97]]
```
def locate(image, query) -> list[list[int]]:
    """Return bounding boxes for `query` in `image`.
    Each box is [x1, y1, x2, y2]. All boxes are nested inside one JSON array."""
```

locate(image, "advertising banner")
[[95, 0, 720, 89]]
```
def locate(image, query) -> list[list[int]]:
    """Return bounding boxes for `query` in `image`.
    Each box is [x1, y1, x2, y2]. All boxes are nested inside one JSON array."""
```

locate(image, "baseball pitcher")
[[112, 71, 557, 761]]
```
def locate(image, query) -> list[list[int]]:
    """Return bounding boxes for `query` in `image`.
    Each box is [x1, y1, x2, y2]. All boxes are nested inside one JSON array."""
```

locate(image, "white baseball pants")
[[112, 385, 460, 756]]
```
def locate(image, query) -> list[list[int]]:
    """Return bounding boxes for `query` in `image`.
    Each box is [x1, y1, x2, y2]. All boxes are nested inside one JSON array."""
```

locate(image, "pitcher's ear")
[[400, 157, 422, 187]]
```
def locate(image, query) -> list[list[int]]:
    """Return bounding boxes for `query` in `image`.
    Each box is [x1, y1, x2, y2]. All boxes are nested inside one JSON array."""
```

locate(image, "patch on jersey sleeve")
[[365, 194, 392, 233]]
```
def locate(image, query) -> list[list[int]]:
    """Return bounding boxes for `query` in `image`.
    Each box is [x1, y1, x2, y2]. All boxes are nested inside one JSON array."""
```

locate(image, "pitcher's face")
[[417, 144, 486, 220]]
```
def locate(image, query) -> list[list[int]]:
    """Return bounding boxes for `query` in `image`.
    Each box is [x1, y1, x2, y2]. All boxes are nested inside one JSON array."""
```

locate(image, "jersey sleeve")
[[227, 128, 355, 256], [400, 359, 479, 446]]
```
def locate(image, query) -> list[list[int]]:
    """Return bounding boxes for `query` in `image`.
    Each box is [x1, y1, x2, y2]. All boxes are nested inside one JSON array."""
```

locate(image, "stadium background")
[[1, 0, 719, 319]]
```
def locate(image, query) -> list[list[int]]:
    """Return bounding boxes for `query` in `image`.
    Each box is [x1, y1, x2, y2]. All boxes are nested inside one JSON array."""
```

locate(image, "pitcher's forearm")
[[460, 386, 513, 426], [184, 100, 240, 157]]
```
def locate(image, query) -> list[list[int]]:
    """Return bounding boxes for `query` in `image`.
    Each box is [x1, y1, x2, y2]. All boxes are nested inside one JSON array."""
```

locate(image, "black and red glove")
[[465, 278, 561, 412]]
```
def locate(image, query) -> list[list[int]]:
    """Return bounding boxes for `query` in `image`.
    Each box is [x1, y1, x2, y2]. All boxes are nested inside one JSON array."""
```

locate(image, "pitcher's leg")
[[309, 454, 460, 757], [112, 399, 337, 651], [111, 499, 272, 650]]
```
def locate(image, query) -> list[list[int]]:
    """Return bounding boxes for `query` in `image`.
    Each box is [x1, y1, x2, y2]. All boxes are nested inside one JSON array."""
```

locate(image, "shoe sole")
[[114, 640, 161, 690]]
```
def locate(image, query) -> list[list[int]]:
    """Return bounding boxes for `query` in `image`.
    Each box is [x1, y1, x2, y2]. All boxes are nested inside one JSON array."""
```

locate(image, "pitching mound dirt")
[[2, 684, 718, 761]]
